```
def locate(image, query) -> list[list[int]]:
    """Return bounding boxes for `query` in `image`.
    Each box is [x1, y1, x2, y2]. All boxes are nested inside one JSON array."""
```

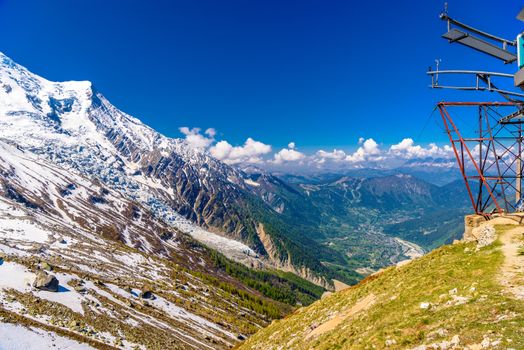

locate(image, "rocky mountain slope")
[[0, 51, 469, 290], [239, 219, 524, 349], [0, 51, 343, 286], [0, 138, 327, 349], [0, 52, 330, 349]]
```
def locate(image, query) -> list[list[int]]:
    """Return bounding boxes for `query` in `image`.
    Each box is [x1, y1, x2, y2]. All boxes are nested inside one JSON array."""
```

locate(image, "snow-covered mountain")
[[0, 52, 333, 349], [0, 51, 341, 290], [0, 52, 262, 262], [0, 140, 254, 348]]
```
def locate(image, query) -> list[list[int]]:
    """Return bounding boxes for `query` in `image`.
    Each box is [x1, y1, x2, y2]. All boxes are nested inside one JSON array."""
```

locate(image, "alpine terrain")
[[0, 51, 470, 349], [0, 52, 328, 349], [240, 218, 524, 349]]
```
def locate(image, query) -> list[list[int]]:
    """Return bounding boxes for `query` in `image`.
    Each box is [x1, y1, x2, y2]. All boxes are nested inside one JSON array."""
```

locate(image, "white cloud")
[[273, 146, 305, 164], [209, 140, 233, 160], [315, 149, 347, 162], [389, 138, 453, 159], [345, 138, 381, 163], [361, 138, 381, 155], [179, 127, 214, 149], [177, 126, 455, 171], [390, 138, 413, 152], [313, 139, 382, 165], [209, 138, 272, 164], [205, 128, 216, 137]]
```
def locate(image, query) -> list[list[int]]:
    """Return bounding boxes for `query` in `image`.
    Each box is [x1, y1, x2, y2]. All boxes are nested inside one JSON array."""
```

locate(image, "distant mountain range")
[[244, 171, 469, 279], [273, 157, 460, 187]]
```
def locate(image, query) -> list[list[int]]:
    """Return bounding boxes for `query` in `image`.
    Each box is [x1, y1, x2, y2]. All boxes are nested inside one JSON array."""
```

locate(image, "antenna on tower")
[[428, 5, 523, 101], [428, 6, 524, 215]]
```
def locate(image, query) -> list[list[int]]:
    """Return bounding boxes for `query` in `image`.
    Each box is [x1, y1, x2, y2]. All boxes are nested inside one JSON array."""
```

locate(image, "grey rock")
[[473, 225, 497, 250], [74, 285, 87, 293], [140, 290, 155, 300], [33, 271, 59, 292]]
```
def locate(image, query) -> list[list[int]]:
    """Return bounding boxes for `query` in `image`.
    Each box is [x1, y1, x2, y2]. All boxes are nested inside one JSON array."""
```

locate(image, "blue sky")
[[0, 0, 522, 168]]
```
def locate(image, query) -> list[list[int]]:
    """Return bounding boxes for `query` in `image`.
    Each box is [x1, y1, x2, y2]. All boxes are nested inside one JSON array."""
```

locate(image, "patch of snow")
[[0, 261, 33, 292], [244, 178, 260, 187], [0, 218, 49, 244], [0, 261, 85, 315], [0, 323, 95, 350], [113, 252, 145, 268]]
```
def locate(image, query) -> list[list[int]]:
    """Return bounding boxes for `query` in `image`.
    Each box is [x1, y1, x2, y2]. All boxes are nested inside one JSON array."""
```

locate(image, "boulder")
[[140, 290, 155, 300], [74, 285, 87, 293], [419, 302, 431, 309], [385, 339, 397, 346], [33, 271, 59, 292], [464, 222, 497, 249], [450, 335, 460, 346]]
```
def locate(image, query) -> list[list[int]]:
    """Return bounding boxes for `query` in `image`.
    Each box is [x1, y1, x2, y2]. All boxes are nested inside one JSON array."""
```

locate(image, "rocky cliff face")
[[256, 224, 329, 288]]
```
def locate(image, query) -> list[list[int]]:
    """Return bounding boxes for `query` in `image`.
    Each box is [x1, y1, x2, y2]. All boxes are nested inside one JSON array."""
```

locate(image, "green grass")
[[239, 225, 524, 349]]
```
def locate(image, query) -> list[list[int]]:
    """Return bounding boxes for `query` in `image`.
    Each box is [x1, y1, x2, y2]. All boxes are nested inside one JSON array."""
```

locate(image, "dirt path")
[[498, 226, 524, 299], [306, 293, 376, 339]]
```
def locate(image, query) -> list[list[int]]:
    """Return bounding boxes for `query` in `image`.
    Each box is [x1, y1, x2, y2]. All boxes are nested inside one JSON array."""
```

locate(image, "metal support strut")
[[438, 102, 524, 215]]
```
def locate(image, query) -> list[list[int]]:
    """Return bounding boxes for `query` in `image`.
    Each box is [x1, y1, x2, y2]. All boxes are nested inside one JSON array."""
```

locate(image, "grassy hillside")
[[239, 224, 524, 349]]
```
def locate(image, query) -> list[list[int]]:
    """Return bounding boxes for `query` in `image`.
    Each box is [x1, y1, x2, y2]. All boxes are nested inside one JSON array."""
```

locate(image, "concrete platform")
[[464, 213, 524, 241]]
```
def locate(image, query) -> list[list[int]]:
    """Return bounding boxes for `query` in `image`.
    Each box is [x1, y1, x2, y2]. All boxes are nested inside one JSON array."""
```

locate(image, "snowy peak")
[[0, 50, 92, 115], [0, 51, 159, 153], [0, 53, 94, 145], [0, 52, 260, 265]]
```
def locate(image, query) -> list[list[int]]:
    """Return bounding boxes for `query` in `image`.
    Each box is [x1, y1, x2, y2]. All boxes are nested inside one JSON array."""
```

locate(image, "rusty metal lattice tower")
[[428, 5, 524, 215], [438, 102, 524, 214]]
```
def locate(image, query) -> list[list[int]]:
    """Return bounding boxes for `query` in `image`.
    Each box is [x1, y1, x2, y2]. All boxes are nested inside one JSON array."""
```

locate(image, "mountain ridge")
[[0, 50, 338, 286]]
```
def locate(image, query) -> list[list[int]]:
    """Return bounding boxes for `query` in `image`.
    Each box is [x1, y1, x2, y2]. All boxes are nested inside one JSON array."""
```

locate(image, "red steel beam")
[[439, 105, 479, 213], [438, 101, 522, 107], [439, 104, 504, 213]]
